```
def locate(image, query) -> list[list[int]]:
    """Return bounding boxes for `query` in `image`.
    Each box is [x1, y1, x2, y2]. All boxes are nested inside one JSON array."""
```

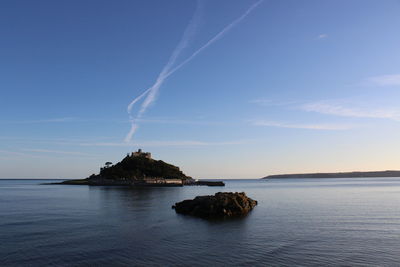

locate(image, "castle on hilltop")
[[131, 149, 151, 159]]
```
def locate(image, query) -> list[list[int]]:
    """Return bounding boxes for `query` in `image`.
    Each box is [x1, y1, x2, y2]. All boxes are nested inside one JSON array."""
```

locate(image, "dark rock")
[[172, 192, 257, 219]]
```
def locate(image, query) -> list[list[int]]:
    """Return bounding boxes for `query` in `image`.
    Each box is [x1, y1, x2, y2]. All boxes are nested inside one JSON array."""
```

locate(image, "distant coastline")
[[262, 170, 400, 179]]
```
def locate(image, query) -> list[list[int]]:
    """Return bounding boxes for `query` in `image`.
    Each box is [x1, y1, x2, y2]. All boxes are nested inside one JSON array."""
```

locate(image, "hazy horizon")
[[1, 0, 400, 179]]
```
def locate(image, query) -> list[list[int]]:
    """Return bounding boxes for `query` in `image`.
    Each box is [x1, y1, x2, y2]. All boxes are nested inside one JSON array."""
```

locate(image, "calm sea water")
[[1, 178, 400, 266]]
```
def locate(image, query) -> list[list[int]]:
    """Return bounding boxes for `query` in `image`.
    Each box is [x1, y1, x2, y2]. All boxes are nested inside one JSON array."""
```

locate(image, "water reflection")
[[2, 179, 400, 266]]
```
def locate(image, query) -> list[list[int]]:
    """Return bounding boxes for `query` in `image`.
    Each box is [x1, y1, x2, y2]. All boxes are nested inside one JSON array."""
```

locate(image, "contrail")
[[125, 0, 264, 142], [127, 87, 152, 113], [127, 0, 203, 116], [165, 0, 264, 78], [125, 0, 203, 142]]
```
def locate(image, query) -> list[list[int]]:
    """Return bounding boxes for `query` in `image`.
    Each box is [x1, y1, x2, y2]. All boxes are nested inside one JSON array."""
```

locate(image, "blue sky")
[[1, 0, 400, 179]]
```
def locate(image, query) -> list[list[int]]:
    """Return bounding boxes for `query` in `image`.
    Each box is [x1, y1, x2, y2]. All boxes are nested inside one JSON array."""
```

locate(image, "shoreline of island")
[[53, 178, 225, 187], [50, 149, 225, 187]]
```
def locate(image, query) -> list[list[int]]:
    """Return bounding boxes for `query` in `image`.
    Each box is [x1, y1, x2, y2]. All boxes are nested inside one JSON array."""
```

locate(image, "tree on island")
[[104, 162, 113, 168]]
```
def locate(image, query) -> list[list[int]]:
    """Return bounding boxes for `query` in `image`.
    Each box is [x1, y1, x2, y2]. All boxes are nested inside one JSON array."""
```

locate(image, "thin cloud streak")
[[0, 149, 48, 159], [249, 98, 273, 105], [250, 98, 300, 107], [252, 120, 355, 130], [302, 102, 400, 120], [0, 136, 115, 143], [366, 74, 400, 86], [125, 0, 264, 142], [0, 118, 76, 124], [81, 140, 250, 147], [137, 118, 229, 126], [21, 149, 94, 156], [0, 149, 32, 156]]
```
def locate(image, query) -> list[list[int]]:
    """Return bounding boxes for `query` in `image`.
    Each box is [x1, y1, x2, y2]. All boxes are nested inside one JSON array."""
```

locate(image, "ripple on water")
[[1, 179, 400, 266]]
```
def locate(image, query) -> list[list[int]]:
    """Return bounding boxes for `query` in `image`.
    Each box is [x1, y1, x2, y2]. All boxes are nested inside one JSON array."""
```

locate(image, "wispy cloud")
[[249, 98, 300, 107], [302, 102, 400, 120], [21, 149, 93, 156], [125, 0, 264, 142], [1, 118, 76, 124], [0, 136, 116, 144], [0, 149, 32, 156], [137, 118, 228, 126], [252, 120, 354, 130], [316, 33, 328, 39], [80, 140, 249, 147], [366, 74, 400, 86], [249, 98, 273, 105], [0, 149, 48, 159]]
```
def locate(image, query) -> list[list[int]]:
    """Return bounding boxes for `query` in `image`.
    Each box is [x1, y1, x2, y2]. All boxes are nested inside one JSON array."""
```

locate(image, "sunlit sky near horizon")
[[1, 0, 400, 179]]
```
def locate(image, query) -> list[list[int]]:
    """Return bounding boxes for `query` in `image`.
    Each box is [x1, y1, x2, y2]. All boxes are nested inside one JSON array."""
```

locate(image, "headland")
[[263, 170, 400, 179]]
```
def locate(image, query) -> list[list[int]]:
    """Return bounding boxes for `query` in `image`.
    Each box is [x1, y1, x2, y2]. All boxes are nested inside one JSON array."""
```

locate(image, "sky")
[[1, 0, 400, 179]]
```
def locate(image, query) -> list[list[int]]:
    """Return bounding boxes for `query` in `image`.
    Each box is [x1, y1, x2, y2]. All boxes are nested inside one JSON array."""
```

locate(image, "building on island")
[[131, 149, 151, 159], [142, 178, 183, 185]]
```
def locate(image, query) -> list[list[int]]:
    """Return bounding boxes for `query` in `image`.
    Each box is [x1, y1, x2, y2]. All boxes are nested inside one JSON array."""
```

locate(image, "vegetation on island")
[[98, 152, 191, 180], [60, 150, 228, 186], [61, 149, 192, 185]]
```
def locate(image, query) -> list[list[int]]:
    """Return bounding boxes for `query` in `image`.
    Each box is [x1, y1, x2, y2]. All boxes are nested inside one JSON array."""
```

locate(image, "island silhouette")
[[61, 149, 224, 186]]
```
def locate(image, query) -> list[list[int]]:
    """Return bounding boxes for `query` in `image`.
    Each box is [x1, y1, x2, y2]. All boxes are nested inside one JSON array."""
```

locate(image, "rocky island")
[[61, 149, 224, 187], [172, 192, 257, 219]]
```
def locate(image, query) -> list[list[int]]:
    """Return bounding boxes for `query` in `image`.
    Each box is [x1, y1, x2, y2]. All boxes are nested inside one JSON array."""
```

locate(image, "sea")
[[1, 178, 400, 266]]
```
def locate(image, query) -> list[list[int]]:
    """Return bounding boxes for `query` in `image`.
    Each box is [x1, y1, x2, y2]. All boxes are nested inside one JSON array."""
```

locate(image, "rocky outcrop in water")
[[172, 192, 257, 219]]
